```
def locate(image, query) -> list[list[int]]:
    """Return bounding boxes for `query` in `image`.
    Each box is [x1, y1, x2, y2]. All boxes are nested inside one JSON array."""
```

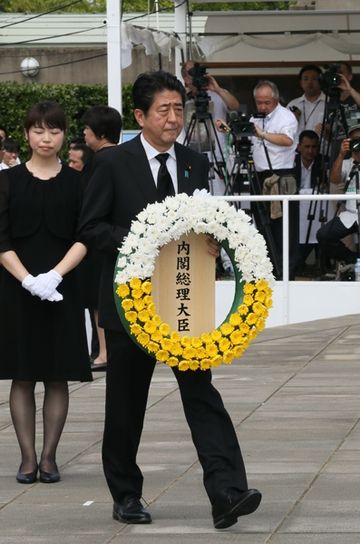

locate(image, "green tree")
[[0, 0, 106, 12]]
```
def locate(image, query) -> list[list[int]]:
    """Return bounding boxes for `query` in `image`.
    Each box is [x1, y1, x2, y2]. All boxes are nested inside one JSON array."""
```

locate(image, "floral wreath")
[[114, 192, 274, 371]]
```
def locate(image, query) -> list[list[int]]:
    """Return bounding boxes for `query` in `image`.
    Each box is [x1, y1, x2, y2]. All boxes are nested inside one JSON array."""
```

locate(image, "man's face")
[[339, 63, 353, 83], [254, 86, 278, 115], [134, 90, 184, 152], [300, 70, 321, 98], [2, 148, 18, 167], [298, 137, 319, 163], [68, 149, 85, 171]]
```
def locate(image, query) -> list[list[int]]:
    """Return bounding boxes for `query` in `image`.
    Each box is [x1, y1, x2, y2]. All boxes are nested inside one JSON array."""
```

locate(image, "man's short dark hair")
[[299, 65, 322, 79], [132, 70, 186, 114], [2, 137, 20, 153], [81, 105, 122, 144], [71, 142, 94, 166], [299, 130, 320, 144]]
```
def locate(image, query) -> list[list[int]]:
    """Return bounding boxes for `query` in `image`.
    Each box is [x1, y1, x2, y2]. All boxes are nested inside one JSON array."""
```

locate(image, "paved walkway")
[[1, 314, 360, 544]]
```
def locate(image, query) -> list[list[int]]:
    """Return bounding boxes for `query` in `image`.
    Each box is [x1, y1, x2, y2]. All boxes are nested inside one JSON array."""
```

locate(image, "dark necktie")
[[155, 153, 175, 200]]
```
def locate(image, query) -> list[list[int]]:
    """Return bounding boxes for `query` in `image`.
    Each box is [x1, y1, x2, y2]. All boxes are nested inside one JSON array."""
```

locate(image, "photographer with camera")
[[287, 65, 326, 135], [181, 60, 240, 194], [251, 80, 298, 278], [317, 124, 360, 267]]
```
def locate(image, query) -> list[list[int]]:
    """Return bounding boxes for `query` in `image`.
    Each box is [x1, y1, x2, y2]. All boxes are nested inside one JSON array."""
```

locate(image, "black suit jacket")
[[78, 135, 209, 330], [294, 153, 326, 192]]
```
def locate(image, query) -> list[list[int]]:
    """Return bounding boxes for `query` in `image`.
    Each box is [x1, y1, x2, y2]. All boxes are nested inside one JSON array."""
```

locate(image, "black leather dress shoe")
[[91, 362, 107, 372], [212, 489, 262, 529], [39, 466, 60, 483], [113, 497, 152, 524], [16, 466, 38, 484]]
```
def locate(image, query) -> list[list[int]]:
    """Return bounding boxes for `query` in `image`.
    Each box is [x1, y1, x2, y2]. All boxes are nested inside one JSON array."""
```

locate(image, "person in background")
[[0, 101, 91, 485], [80, 105, 122, 372], [287, 64, 325, 135], [68, 142, 94, 172], [0, 138, 20, 170]]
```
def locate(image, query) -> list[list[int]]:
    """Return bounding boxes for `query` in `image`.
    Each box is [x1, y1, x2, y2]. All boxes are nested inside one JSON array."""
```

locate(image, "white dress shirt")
[[140, 133, 178, 194], [251, 104, 298, 172], [287, 92, 326, 134], [339, 158, 360, 228]]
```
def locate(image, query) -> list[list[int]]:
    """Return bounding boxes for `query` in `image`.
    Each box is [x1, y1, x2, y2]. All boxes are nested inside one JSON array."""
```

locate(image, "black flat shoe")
[[39, 466, 61, 483], [212, 489, 262, 529], [91, 362, 107, 371], [16, 466, 38, 484], [113, 497, 152, 524]]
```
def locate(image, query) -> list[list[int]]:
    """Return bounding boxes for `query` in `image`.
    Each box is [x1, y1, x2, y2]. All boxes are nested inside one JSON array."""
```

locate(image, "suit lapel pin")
[[185, 165, 192, 179]]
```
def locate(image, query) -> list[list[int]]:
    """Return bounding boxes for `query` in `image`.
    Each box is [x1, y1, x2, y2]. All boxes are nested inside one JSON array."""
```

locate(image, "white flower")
[[115, 193, 274, 284]]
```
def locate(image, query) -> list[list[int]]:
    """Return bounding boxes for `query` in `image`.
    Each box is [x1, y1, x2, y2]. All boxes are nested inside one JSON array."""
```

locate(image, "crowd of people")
[[0, 61, 359, 529]]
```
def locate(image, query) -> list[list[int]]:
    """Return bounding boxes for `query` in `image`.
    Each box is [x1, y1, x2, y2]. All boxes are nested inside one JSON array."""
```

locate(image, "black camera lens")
[[350, 138, 360, 153]]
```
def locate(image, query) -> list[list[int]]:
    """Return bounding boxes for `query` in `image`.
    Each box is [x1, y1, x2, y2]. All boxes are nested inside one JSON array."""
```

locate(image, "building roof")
[[0, 12, 207, 47]]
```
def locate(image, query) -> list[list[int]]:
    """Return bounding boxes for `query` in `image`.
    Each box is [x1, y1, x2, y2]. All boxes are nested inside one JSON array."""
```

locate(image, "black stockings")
[[9, 381, 69, 473]]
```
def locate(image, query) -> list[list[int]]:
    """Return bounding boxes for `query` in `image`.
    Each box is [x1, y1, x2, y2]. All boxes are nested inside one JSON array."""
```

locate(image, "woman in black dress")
[[0, 101, 92, 484]]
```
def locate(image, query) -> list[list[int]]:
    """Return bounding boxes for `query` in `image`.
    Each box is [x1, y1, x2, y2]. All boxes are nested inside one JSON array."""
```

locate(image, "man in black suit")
[[78, 71, 261, 529]]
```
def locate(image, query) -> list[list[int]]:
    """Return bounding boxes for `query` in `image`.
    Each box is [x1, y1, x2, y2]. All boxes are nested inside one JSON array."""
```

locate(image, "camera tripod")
[[183, 95, 229, 194], [228, 140, 281, 278]]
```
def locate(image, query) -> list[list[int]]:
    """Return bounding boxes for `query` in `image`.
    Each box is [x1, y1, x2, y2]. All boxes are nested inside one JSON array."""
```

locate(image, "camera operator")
[[180, 60, 240, 194], [287, 64, 326, 135], [251, 80, 298, 278], [317, 123, 360, 266]]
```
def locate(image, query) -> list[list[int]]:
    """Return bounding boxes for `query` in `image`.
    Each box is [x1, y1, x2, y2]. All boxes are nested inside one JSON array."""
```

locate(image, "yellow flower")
[[153, 315, 162, 326], [151, 331, 162, 343], [253, 301, 265, 316], [125, 310, 137, 323], [230, 331, 245, 345], [178, 360, 190, 371], [234, 345, 245, 357], [223, 350, 235, 363], [248, 327, 258, 340], [121, 299, 134, 311], [133, 298, 145, 311], [243, 294, 254, 306], [246, 313, 257, 325], [181, 336, 192, 347], [200, 358, 211, 370], [130, 323, 142, 336], [239, 322, 250, 334], [170, 343, 183, 356], [183, 346, 196, 360], [117, 284, 130, 298], [211, 330, 222, 342], [138, 310, 150, 323], [167, 357, 178, 367], [189, 360, 199, 371], [191, 337, 203, 348], [159, 322, 171, 336], [200, 333, 212, 344], [156, 350, 170, 362], [219, 338, 231, 352], [141, 281, 152, 294], [220, 323, 234, 336], [161, 338, 173, 351], [143, 295, 153, 305], [237, 304, 249, 316], [256, 279, 268, 291], [130, 277, 142, 290], [211, 355, 222, 367], [255, 291, 266, 303], [243, 283, 255, 294], [265, 296, 273, 308], [147, 341, 159, 353], [144, 321, 157, 334], [206, 343, 218, 357], [147, 303, 156, 316], [256, 317, 265, 331], [170, 331, 181, 342], [229, 313, 241, 326], [131, 288, 143, 299], [196, 347, 206, 359], [137, 332, 150, 346]]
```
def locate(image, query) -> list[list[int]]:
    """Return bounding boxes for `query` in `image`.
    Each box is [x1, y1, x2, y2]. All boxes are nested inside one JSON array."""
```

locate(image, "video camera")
[[188, 63, 208, 91], [320, 63, 341, 96], [350, 138, 360, 153], [227, 111, 266, 159]]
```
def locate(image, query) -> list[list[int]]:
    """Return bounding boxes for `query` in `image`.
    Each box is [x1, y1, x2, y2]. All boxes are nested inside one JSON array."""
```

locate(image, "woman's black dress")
[[0, 163, 92, 382]]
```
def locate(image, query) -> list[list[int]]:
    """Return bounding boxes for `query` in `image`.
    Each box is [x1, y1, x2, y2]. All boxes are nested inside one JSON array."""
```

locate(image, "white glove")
[[31, 270, 63, 301], [21, 274, 37, 296], [47, 289, 63, 302]]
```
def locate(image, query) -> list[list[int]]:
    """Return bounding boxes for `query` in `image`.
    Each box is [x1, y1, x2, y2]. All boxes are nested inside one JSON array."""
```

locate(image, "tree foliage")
[[0, 81, 136, 158]]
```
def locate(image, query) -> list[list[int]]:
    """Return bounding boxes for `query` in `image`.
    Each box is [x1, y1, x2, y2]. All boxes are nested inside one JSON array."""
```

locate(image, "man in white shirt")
[[251, 80, 298, 278], [0, 138, 20, 170], [317, 123, 360, 264], [287, 65, 326, 136]]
